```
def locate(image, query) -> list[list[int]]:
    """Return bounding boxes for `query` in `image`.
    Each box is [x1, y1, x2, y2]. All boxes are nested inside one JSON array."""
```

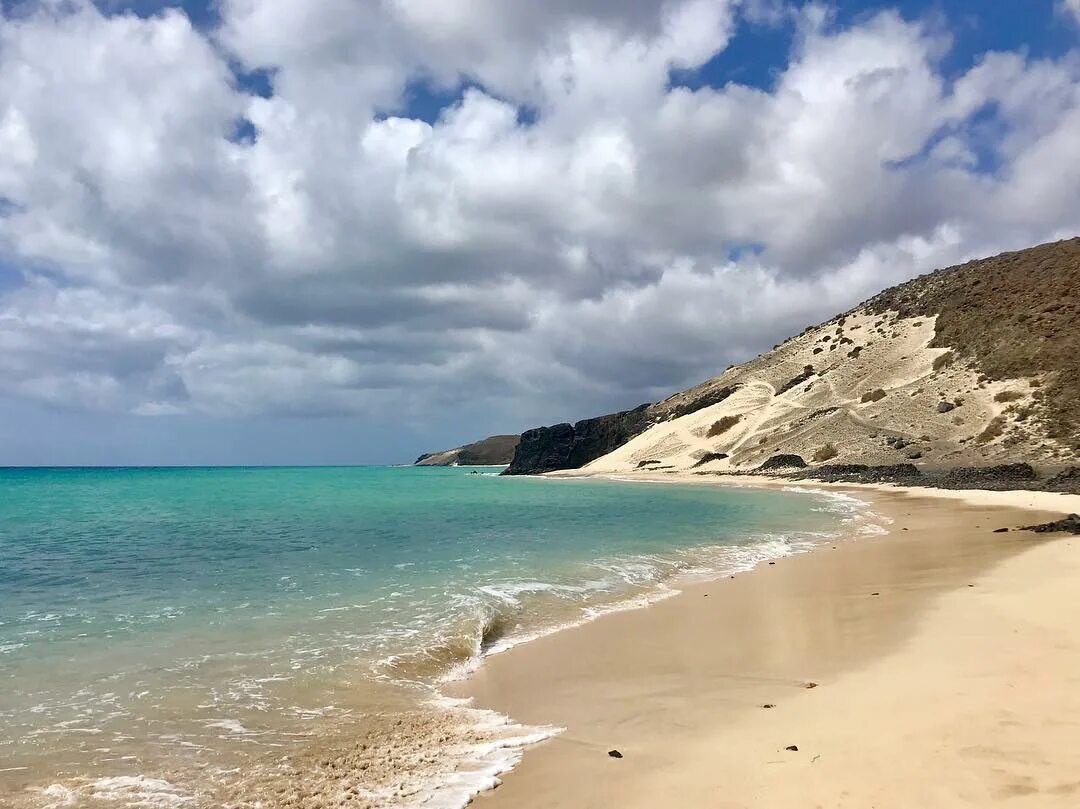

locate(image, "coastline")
[[448, 477, 1080, 807]]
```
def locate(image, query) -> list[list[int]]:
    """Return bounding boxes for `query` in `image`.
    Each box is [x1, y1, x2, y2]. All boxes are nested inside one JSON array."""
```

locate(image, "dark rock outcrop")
[[691, 452, 729, 468], [758, 454, 807, 471], [941, 463, 1037, 487], [504, 405, 654, 475], [796, 463, 921, 483], [776, 366, 815, 395], [504, 384, 742, 476], [667, 385, 738, 419], [1047, 467, 1080, 493], [1020, 514, 1080, 534]]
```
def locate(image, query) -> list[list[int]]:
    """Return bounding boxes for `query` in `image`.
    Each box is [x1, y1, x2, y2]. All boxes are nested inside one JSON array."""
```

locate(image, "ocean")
[[0, 466, 866, 808]]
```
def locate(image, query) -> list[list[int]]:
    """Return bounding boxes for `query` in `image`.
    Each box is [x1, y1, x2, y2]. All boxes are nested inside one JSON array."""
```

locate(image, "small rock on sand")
[[608, 749, 623, 759], [785, 745, 799, 752]]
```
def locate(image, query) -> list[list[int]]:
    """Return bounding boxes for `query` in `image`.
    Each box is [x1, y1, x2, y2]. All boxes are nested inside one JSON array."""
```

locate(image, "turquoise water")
[[0, 466, 854, 808]]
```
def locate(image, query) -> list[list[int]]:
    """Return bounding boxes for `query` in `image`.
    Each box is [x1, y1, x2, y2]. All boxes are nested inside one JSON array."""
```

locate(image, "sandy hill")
[[415, 434, 520, 466], [505, 238, 1080, 478]]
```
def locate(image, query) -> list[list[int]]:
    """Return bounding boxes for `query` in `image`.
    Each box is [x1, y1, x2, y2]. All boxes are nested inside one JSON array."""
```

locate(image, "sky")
[[0, 0, 1078, 466]]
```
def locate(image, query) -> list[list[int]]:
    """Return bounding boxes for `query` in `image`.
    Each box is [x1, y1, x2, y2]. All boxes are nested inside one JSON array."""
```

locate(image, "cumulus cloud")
[[0, 0, 1079, 441]]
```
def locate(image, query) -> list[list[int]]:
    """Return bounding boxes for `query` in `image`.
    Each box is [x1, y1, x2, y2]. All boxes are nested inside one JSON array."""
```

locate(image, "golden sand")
[[450, 482, 1080, 808]]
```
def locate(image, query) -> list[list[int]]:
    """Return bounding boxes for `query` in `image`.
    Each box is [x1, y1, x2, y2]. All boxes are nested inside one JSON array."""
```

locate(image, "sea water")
[[0, 466, 863, 808]]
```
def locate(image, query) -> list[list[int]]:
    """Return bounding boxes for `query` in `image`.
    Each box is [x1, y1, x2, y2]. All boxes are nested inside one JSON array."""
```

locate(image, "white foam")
[[90, 776, 195, 807], [422, 696, 563, 809], [204, 718, 255, 736], [29, 776, 196, 808]]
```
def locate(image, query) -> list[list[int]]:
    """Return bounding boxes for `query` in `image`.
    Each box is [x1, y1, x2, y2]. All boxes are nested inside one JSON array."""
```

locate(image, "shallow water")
[[0, 466, 857, 807]]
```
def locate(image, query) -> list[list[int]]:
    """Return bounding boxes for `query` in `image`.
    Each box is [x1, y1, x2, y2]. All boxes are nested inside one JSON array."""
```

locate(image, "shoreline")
[[448, 476, 1080, 807]]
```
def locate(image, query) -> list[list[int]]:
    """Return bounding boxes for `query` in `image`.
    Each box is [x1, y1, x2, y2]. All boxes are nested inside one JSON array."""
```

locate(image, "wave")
[[378, 509, 877, 691]]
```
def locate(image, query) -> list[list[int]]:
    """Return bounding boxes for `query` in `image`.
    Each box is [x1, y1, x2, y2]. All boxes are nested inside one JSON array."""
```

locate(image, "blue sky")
[[0, 0, 1078, 465]]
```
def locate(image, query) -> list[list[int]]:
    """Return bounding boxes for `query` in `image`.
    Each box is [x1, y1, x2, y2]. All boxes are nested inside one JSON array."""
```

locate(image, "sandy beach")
[[449, 479, 1080, 808]]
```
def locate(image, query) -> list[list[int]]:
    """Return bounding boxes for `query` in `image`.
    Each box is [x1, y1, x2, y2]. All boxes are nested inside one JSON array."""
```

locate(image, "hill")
[[504, 238, 1080, 478], [414, 434, 520, 466]]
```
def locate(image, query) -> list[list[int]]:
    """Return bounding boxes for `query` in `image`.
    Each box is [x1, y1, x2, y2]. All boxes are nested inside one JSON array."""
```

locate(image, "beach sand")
[[449, 482, 1080, 808]]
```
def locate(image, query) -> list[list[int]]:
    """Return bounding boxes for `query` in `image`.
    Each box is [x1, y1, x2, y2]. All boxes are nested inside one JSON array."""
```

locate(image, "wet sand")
[[450, 483, 1080, 808]]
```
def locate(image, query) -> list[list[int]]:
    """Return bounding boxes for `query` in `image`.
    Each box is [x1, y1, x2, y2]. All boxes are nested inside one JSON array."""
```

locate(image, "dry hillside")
[[530, 237, 1079, 476], [415, 434, 520, 466]]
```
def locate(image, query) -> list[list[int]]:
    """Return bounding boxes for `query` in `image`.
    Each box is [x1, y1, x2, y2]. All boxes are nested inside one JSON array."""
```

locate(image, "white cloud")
[[0, 0, 1078, 434], [1061, 0, 1080, 27]]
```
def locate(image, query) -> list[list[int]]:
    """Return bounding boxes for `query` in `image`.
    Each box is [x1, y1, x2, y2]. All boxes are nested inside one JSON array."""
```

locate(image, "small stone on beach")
[[768, 561, 776, 565], [871, 592, 880, 596], [608, 749, 623, 759], [762, 704, 775, 709], [785, 745, 799, 751], [803, 682, 819, 689], [993, 527, 1009, 533]]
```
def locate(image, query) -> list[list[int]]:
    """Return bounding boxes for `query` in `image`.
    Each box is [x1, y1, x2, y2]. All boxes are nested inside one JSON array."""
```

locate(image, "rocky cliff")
[[503, 405, 653, 475], [503, 237, 1080, 477], [414, 434, 520, 466]]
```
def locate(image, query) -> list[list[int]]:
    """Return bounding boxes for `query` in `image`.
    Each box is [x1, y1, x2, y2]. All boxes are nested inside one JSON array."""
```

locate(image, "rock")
[[785, 745, 799, 752], [607, 749, 623, 759], [796, 463, 920, 483], [937, 400, 956, 413], [777, 366, 816, 395], [762, 704, 775, 709], [636, 459, 661, 468], [414, 434, 521, 466], [803, 682, 819, 689], [690, 451, 729, 468], [993, 527, 1009, 533], [505, 406, 652, 475], [758, 454, 808, 471], [505, 386, 741, 475], [906, 450, 923, 459], [504, 422, 576, 475], [1020, 514, 1080, 534], [1047, 467, 1080, 493], [941, 463, 1037, 487]]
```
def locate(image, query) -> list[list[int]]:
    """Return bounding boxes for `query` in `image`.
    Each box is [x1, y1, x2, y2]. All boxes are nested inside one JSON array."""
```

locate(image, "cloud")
[[1062, 0, 1080, 27], [0, 0, 1078, 441]]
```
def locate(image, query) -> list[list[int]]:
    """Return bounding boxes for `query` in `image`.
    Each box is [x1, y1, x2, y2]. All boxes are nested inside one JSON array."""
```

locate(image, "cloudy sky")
[[0, 0, 1078, 465]]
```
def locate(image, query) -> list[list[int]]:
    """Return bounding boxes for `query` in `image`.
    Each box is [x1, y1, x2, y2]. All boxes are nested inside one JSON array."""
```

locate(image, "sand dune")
[[582, 308, 1055, 474]]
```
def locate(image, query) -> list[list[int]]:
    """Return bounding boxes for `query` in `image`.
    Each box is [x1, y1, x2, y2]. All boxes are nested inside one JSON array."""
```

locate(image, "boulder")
[[759, 454, 808, 471], [691, 452, 729, 468], [1020, 514, 1080, 534]]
